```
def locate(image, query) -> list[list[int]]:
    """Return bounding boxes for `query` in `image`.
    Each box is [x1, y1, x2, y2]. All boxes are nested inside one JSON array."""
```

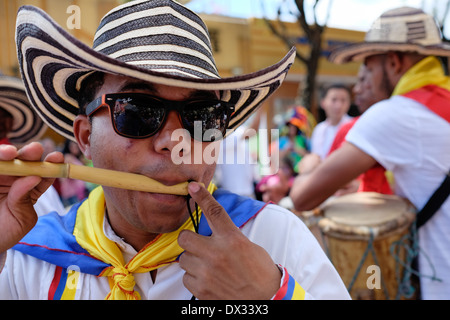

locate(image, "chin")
[[137, 196, 190, 231], [140, 211, 191, 235], [105, 187, 191, 235]]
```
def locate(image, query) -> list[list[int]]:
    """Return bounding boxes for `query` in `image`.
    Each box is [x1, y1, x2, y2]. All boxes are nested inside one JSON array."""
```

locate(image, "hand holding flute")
[[0, 142, 195, 254], [0, 142, 64, 253]]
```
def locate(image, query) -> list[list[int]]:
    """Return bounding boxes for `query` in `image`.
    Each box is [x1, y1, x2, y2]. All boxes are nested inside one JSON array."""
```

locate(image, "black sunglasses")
[[85, 92, 235, 142]]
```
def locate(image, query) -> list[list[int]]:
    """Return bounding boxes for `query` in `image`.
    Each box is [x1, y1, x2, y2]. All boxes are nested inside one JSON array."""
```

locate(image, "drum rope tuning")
[[317, 192, 443, 300], [347, 229, 391, 299], [329, 220, 442, 300], [390, 221, 442, 299]]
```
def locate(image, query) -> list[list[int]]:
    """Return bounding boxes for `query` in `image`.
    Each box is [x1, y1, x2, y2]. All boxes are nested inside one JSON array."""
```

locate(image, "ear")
[[73, 115, 92, 160], [386, 52, 403, 75]]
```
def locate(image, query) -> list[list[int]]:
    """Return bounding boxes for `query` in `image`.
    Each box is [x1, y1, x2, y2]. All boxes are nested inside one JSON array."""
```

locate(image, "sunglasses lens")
[[183, 102, 229, 142], [111, 96, 164, 138], [104, 94, 231, 140]]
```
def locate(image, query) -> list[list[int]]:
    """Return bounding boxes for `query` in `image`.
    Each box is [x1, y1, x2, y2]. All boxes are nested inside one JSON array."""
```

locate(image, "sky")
[[185, 0, 450, 36]]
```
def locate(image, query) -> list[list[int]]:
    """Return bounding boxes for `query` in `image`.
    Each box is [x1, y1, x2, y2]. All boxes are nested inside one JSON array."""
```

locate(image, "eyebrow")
[[119, 81, 218, 100], [188, 90, 218, 100], [119, 81, 158, 93]]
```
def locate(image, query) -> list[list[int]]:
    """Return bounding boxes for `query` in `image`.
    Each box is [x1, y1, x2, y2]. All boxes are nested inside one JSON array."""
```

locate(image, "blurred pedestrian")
[[310, 84, 353, 160]]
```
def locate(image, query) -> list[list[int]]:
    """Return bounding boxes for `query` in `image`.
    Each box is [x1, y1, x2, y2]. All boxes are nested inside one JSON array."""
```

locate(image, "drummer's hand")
[[0, 142, 64, 253], [178, 182, 281, 300]]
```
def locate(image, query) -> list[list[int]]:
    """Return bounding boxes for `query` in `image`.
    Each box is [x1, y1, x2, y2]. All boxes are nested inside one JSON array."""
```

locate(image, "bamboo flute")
[[0, 159, 192, 195]]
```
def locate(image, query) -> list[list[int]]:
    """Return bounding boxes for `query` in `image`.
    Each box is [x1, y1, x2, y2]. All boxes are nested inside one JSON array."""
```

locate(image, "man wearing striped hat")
[[290, 7, 450, 299], [0, 0, 349, 300]]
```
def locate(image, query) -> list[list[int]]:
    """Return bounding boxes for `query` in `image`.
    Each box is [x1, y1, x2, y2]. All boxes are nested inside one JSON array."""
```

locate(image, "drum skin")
[[318, 192, 416, 300]]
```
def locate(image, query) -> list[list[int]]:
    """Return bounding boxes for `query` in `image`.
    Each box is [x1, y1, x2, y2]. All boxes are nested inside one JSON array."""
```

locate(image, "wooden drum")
[[318, 192, 416, 300]]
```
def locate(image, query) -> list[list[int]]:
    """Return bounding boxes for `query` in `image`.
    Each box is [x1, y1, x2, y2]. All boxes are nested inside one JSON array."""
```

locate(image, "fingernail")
[[188, 181, 201, 193]]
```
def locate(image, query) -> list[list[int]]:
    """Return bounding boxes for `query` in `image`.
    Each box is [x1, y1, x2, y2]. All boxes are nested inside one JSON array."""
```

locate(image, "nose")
[[152, 110, 192, 158], [353, 82, 363, 95]]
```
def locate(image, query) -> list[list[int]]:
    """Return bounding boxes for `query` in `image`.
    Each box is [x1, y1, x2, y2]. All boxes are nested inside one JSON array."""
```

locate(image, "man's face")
[[364, 54, 396, 101], [82, 74, 219, 237], [0, 108, 13, 140], [321, 88, 351, 125], [353, 64, 390, 114]]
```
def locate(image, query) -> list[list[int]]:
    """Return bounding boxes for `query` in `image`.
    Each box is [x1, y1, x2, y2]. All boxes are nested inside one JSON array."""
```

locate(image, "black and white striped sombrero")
[[16, 0, 296, 141], [0, 76, 47, 146], [330, 7, 450, 64]]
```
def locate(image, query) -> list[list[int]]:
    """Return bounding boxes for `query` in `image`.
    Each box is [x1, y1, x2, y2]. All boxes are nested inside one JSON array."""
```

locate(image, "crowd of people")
[[214, 6, 450, 300], [0, 0, 448, 300]]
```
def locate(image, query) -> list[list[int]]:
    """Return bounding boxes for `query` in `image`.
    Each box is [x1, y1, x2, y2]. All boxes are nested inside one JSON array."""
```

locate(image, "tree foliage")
[[261, 0, 332, 112]]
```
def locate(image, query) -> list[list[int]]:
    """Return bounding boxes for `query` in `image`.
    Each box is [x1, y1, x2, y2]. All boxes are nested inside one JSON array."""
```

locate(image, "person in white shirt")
[[0, 0, 349, 300], [215, 125, 257, 199], [310, 84, 353, 160], [290, 7, 450, 299]]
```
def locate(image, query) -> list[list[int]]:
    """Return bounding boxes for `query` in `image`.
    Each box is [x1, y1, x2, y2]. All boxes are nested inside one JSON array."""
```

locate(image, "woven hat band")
[[93, 0, 219, 79]]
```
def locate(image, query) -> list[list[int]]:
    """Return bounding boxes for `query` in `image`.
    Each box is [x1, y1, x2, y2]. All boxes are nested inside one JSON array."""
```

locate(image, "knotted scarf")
[[72, 184, 216, 300], [13, 185, 266, 300]]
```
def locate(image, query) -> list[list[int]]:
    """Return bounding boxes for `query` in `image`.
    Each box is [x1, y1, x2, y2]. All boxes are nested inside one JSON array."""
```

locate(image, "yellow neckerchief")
[[73, 184, 217, 300], [392, 56, 450, 96]]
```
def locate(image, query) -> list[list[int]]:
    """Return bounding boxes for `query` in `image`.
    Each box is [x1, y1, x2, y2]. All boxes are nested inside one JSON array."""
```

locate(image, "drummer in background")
[[295, 64, 392, 197], [290, 7, 450, 299]]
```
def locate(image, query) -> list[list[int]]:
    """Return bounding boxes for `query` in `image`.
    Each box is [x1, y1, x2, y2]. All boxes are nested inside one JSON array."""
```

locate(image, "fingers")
[[1, 141, 64, 163], [177, 228, 210, 258], [187, 182, 238, 236], [178, 250, 221, 300], [0, 144, 19, 160], [44, 151, 65, 163], [0, 142, 65, 253], [179, 182, 283, 300], [8, 175, 42, 207], [16, 142, 45, 161], [0, 142, 63, 204], [178, 250, 202, 277]]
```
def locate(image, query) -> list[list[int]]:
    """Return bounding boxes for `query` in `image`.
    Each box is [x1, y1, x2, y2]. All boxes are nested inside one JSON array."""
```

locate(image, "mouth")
[[141, 173, 194, 196], [146, 191, 186, 202], [129, 165, 197, 196]]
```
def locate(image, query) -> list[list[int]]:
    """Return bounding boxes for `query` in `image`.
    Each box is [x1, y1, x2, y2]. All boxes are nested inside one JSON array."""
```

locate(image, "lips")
[[140, 172, 193, 196], [156, 178, 190, 187], [131, 165, 195, 194]]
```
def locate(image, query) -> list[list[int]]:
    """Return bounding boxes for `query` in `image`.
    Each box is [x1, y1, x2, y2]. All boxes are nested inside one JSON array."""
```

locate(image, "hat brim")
[[16, 6, 296, 141], [329, 41, 450, 64], [0, 76, 47, 146]]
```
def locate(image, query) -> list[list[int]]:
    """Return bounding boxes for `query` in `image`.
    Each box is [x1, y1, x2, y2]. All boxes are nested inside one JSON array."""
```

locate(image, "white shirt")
[[346, 95, 450, 300], [34, 185, 66, 216], [215, 128, 257, 198], [0, 203, 350, 300], [311, 115, 352, 160]]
